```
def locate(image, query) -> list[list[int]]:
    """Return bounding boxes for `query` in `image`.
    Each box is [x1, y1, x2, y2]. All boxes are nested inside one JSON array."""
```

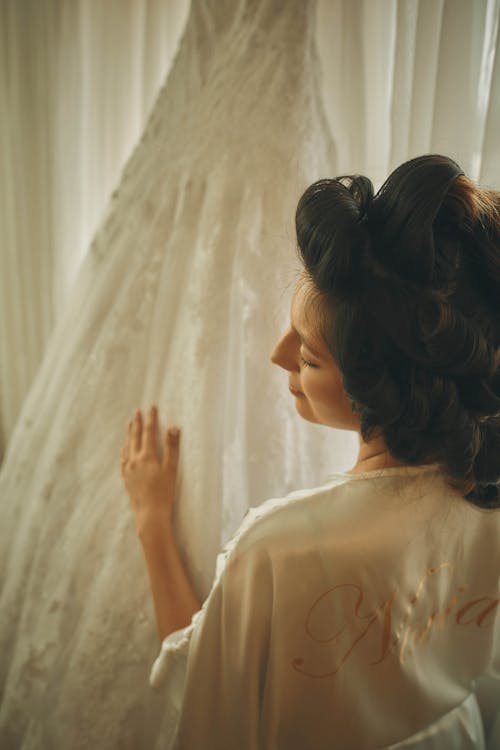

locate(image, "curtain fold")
[[315, 0, 500, 185], [0, 1, 499, 746], [0, 0, 190, 462], [2, 0, 499, 461]]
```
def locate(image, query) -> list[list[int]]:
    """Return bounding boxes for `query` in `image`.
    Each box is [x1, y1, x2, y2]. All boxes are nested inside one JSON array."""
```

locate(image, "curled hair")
[[296, 154, 500, 509]]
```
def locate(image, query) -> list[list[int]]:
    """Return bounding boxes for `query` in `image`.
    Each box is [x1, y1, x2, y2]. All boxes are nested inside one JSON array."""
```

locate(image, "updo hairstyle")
[[295, 154, 500, 509]]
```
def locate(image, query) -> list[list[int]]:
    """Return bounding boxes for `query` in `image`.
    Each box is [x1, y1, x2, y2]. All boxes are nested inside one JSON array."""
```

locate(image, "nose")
[[270, 329, 299, 372]]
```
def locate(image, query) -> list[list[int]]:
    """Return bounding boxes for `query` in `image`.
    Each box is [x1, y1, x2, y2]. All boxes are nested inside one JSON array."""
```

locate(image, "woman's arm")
[[121, 405, 201, 642], [137, 514, 201, 641]]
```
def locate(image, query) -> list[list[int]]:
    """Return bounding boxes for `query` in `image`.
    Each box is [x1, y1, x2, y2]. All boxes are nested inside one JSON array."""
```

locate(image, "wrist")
[[135, 508, 174, 542]]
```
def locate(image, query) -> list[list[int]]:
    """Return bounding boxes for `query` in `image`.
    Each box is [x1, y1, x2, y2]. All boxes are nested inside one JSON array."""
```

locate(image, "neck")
[[348, 434, 403, 474]]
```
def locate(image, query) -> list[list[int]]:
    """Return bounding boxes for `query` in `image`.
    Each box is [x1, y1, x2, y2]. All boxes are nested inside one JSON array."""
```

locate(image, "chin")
[[294, 398, 320, 425], [296, 400, 358, 430]]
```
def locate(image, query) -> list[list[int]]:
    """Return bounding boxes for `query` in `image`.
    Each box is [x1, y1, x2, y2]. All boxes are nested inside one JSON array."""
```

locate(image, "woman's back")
[[147, 153, 500, 748], [153, 464, 500, 748]]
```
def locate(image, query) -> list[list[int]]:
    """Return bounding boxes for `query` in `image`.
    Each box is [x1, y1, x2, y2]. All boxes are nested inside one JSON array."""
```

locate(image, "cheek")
[[302, 370, 357, 425]]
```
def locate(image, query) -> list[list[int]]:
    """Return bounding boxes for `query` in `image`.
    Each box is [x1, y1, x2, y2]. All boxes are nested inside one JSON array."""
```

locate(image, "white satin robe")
[[150, 465, 500, 748]]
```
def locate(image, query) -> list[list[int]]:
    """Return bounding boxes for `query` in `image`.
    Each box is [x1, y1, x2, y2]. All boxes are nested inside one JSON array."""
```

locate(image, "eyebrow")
[[290, 323, 323, 359]]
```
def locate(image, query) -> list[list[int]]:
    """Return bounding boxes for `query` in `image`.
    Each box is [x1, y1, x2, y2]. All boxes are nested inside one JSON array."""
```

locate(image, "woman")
[[121, 154, 500, 748]]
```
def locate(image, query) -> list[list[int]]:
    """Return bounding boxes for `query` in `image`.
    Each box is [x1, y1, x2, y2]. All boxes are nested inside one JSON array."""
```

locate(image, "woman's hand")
[[120, 405, 181, 529], [121, 407, 200, 638]]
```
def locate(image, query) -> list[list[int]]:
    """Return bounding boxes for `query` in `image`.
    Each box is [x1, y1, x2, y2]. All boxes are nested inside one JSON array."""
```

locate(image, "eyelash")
[[300, 356, 318, 369]]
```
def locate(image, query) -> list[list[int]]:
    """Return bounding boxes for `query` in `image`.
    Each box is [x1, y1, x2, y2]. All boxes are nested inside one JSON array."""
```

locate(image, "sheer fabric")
[[315, 0, 500, 183], [0, 0, 191, 458], [0, 1, 356, 747], [2, 0, 499, 454], [1, 0, 499, 747], [151, 466, 500, 749]]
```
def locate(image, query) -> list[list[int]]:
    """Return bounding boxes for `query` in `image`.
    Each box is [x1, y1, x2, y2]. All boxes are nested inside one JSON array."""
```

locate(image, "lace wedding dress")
[[0, 0, 355, 746]]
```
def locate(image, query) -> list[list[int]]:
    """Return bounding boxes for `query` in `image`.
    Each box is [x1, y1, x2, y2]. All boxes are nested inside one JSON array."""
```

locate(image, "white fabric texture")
[[2, 0, 500, 458], [151, 465, 500, 749], [0, 0, 191, 459], [1, 0, 499, 747], [0, 1, 356, 747]]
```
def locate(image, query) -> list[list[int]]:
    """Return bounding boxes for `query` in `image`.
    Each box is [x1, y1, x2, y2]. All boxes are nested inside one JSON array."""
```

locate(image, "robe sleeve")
[[149, 507, 274, 748]]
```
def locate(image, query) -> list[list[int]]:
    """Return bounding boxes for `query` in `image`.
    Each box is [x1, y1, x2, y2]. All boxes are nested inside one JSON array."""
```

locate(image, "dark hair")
[[295, 154, 500, 509]]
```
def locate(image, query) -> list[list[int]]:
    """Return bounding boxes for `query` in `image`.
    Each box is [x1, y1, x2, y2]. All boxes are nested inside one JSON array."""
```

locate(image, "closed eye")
[[301, 356, 318, 369]]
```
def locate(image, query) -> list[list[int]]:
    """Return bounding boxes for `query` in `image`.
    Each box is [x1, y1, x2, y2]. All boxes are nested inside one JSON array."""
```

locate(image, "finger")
[[126, 420, 132, 447], [163, 425, 181, 479], [143, 405, 159, 456], [126, 422, 133, 454], [132, 410, 142, 453], [120, 438, 129, 468]]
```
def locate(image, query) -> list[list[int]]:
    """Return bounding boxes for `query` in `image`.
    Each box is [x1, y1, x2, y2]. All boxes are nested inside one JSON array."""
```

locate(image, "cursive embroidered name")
[[291, 562, 499, 679]]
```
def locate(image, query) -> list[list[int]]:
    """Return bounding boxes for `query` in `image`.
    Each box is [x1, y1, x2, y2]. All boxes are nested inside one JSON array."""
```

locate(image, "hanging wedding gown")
[[0, 0, 357, 747]]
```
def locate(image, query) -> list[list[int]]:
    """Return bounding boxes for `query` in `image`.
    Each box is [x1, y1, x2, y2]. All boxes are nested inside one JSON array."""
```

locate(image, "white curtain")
[[1, 0, 499, 461], [0, 2, 499, 747], [0, 0, 190, 462], [314, 0, 500, 184]]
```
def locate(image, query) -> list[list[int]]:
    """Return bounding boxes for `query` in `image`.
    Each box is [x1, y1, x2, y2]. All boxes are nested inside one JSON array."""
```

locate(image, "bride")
[[122, 154, 500, 749]]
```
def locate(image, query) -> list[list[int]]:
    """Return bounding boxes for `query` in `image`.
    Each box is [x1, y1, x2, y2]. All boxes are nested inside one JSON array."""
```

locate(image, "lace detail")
[[0, 0, 349, 747], [324, 463, 443, 482]]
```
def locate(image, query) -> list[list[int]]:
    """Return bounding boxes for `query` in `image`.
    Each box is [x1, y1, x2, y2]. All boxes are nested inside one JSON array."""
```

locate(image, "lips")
[[289, 383, 304, 397]]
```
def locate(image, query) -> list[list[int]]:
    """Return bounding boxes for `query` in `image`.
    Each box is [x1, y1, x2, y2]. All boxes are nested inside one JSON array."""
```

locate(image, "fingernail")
[[168, 427, 180, 438]]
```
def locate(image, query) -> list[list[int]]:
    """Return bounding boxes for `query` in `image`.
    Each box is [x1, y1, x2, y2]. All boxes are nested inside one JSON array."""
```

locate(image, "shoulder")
[[225, 468, 451, 567], [225, 476, 355, 562]]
